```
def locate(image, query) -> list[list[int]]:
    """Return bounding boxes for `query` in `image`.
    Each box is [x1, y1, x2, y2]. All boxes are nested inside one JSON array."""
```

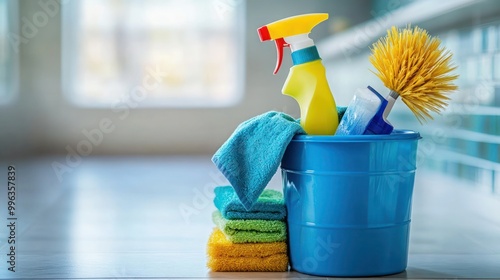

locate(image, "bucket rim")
[[292, 129, 421, 142]]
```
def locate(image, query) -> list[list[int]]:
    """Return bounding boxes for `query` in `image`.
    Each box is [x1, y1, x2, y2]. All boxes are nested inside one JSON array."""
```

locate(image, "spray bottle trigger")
[[273, 38, 289, 75]]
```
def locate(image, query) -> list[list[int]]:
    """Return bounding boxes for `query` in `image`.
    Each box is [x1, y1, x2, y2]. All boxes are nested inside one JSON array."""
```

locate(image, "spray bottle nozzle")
[[257, 13, 328, 74], [257, 25, 271, 41]]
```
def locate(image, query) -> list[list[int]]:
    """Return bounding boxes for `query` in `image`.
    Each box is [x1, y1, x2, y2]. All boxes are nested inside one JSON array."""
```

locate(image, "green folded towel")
[[212, 211, 286, 243]]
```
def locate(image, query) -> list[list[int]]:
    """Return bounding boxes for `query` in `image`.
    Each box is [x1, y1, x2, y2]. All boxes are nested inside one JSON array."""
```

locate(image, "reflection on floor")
[[0, 156, 499, 279]]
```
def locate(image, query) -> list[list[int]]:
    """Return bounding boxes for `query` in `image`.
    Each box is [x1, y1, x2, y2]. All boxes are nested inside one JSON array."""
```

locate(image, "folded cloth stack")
[[207, 186, 288, 272]]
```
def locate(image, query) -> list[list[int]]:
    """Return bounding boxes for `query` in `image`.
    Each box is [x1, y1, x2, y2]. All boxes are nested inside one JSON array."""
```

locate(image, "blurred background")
[[1, 0, 499, 192], [0, 0, 500, 278]]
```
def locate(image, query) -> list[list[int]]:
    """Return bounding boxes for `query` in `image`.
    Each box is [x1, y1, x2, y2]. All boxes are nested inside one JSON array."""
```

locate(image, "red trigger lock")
[[273, 38, 289, 75]]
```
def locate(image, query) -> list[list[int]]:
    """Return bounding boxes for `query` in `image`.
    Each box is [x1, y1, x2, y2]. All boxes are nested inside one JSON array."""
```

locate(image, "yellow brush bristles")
[[369, 26, 458, 122]]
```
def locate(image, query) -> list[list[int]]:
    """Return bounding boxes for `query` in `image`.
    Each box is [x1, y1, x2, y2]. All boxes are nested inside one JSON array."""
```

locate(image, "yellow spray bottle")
[[258, 13, 338, 135]]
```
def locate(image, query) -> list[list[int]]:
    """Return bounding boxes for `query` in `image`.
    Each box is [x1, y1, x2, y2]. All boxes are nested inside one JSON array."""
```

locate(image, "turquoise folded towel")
[[212, 111, 304, 210], [214, 186, 285, 220]]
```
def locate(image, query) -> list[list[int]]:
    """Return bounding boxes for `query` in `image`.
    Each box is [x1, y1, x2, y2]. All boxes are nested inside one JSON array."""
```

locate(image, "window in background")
[[0, 0, 16, 104], [62, 0, 244, 107]]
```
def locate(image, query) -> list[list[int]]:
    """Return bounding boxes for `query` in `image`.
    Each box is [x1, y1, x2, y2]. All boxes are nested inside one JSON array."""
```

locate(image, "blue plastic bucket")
[[281, 130, 420, 277]]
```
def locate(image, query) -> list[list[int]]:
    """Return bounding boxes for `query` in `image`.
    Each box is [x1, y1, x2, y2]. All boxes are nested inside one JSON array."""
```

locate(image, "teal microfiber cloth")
[[212, 211, 286, 243], [211, 111, 304, 210], [213, 186, 285, 220]]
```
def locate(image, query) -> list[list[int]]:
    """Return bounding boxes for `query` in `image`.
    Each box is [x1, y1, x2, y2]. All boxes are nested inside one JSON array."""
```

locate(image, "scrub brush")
[[369, 26, 458, 123]]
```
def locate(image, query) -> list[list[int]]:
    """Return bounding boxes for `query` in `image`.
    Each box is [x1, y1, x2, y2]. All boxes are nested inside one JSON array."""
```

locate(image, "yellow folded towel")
[[207, 228, 288, 272], [208, 254, 289, 272]]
